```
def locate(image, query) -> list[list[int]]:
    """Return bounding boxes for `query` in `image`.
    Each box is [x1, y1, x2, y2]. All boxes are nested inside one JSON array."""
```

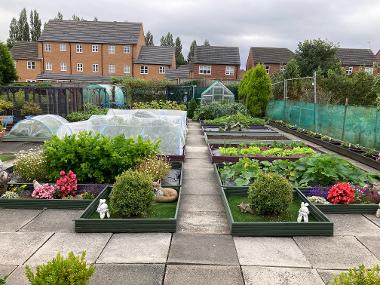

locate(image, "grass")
[[227, 194, 317, 222], [0, 153, 15, 162]]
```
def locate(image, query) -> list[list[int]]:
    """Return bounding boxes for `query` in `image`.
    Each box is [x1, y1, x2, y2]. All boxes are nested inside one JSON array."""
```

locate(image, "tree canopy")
[[0, 43, 18, 84], [175, 37, 186, 66], [187, 40, 197, 62], [145, 31, 154, 46]]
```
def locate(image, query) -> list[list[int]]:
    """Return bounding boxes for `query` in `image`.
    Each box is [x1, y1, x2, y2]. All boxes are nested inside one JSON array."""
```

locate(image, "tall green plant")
[[0, 43, 17, 84]]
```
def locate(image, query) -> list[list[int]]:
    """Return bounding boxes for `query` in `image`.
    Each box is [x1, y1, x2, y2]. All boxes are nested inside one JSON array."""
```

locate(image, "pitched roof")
[[249, 47, 294, 64], [10, 41, 39, 60], [193, 46, 240, 65], [37, 73, 111, 82], [336, 48, 377, 66], [39, 20, 142, 44], [134, 46, 175, 65], [165, 64, 192, 79]]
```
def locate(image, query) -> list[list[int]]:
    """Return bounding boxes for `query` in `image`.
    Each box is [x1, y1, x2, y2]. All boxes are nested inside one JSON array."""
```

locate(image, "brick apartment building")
[[246, 47, 294, 75], [10, 20, 175, 82], [336, 48, 379, 75]]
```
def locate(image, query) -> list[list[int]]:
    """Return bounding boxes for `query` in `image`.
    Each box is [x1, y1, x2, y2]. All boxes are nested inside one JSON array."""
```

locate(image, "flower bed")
[[204, 131, 289, 144], [75, 186, 181, 233]]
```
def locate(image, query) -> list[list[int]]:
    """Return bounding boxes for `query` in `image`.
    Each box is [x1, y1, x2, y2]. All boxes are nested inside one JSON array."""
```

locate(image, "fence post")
[[374, 110, 379, 149], [283, 79, 287, 120], [341, 98, 348, 141], [313, 71, 317, 132]]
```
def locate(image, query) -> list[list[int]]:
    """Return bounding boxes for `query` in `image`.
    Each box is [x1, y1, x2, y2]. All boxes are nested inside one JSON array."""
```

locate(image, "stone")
[[0, 209, 42, 232], [356, 235, 380, 260], [177, 211, 229, 234], [317, 269, 347, 284], [326, 214, 380, 236], [365, 214, 380, 227], [234, 237, 310, 267], [179, 195, 224, 212], [0, 265, 16, 278], [97, 233, 171, 263], [2, 266, 29, 285]]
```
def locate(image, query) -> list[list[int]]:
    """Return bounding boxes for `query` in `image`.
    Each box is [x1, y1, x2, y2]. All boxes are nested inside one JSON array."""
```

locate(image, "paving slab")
[[0, 232, 52, 265], [234, 237, 310, 268], [183, 159, 213, 170], [97, 233, 171, 264], [168, 233, 239, 265], [242, 266, 324, 285], [186, 136, 205, 146], [0, 265, 16, 278], [317, 269, 347, 284], [357, 235, 380, 260], [181, 179, 219, 195], [90, 264, 165, 285], [3, 266, 29, 285], [365, 214, 380, 227], [26, 233, 111, 265], [177, 211, 229, 234], [164, 265, 244, 285], [187, 129, 203, 136], [294, 236, 379, 269], [327, 214, 380, 236], [179, 194, 224, 212], [0, 209, 41, 232], [20, 209, 83, 233]]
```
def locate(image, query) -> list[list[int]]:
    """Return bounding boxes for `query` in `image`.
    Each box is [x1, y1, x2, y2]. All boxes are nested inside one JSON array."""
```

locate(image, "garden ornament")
[[237, 202, 254, 214], [33, 180, 42, 190], [297, 202, 310, 223], [153, 180, 178, 203], [0, 160, 10, 195], [97, 199, 110, 219], [376, 203, 380, 218]]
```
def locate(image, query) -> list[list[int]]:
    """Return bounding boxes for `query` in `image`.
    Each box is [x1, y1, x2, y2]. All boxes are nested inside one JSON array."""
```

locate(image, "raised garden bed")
[[201, 125, 271, 134], [219, 186, 333, 236], [75, 185, 181, 233], [163, 146, 186, 162], [270, 122, 380, 171], [204, 132, 289, 144]]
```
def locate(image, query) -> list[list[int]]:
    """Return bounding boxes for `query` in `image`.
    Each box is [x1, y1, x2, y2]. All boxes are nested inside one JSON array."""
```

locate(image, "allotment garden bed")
[[204, 131, 289, 144]]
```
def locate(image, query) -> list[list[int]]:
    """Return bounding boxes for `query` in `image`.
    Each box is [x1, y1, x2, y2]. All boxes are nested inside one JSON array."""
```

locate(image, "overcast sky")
[[1, 0, 380, 69]]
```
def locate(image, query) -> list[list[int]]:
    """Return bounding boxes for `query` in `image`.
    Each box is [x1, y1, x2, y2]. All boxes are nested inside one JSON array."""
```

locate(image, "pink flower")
[[60, 170, 65, 176]]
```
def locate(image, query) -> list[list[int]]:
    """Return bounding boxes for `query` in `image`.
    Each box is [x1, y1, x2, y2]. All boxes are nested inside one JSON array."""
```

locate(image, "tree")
[[145, 31, 154, 46], [160, 32, 174, 47], [7, 18, 19, 47], [18, 8, 30, 41], [187, 40, 197, 62], [283, 59, 300, 79], [203, 39, 210, 46], [72, 14, 83, 21], [238, 65, 272, 117], [175, 37, 186, 66], [54, 12, 63, 20], [295, 39, 340, 76], [0, 43, 18, 84], [93, 17, 98, 21], [160, 36, 165, 46], [30, 9, 41, 41]]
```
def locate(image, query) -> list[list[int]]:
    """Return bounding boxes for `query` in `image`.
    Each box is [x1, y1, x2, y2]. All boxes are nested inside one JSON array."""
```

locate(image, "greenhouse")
[[83, 84, 126, 107], [3, 115, 68, 142], [200, 81, 235, 104]]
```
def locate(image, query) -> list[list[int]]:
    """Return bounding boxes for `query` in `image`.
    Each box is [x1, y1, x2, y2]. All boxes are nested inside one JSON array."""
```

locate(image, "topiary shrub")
[[248, 172, 293, 215], [14, 149, 50, 182], [328, 265, 380, 285], [109, 170, 154, 217], [134, 156, 171, 182], [25, 251, 95, 285]]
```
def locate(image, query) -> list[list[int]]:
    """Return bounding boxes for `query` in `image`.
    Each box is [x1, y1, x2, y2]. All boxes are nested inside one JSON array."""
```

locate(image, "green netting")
[[267, 100, 380, 150]]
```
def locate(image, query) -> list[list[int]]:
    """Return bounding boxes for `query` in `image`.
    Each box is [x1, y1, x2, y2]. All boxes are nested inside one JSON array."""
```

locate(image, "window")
[[225, 66, 235, 76], [60, 62, 67, 71], [76, 44, 83, 53], [108, 64, 116, 74], [124, 64, 131, 74], [140, 65, 148, 74], [27, 61, 36, 70], [159, 66, 166, 74], [365, 67, 374, 74], [44, 43, 51, 52], [45, 62, 52, 71], [123, 45, 130, 54], [265, 65, 270, 74], [199, 65, 211, 75], [108, 45, 115, 54], [77, 63, 83, 72], [346, 66, 353, 75], [92, 44, 99, 53], [60, 43, 67, 52], [92, 64, 99, 73], [280, 64, 286, 72]]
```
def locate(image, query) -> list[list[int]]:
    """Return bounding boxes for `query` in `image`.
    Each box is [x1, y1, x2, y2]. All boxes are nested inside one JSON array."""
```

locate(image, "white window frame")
[[346, 66, 353, 75], [265, 65, 270, 74], [199, 65, 211, 75], [45, 62, 52, 71], [92, 64, 99, 73], [44, 43, 51, 52], [124, 64, 131, 74], [159, 66, 166, 74], [225, 66, 235, 76], [76, 44, 83, 53], [123, 45, 131, 54], [60, 43, 67, 52], [60, 62, 67, 71], [108, 45, 115, 54], [27, 61, 36, 70], [364, 66, 374, 75], [92, 44, 99, 53], [280, 64, 286, 72], [108, 64, 116, 74], [77, 63, 83, 72], [140, 65, 148, 74]]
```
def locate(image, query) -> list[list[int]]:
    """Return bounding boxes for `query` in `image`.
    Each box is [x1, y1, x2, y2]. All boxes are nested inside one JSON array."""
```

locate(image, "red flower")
[[55, 170, 78, 197], [327, 182, 355, 204]]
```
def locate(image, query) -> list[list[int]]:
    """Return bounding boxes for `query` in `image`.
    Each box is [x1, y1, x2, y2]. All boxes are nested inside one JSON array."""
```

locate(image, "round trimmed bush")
[[109, 170, 154, 217], [248, 172, 293, 215]]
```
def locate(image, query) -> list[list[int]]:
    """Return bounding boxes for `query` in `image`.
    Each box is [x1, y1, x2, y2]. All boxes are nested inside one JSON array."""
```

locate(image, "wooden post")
[[341, 97, 349, 141]]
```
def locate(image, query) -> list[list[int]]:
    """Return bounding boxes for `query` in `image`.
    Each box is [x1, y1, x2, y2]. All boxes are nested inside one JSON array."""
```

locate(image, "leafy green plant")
[[134, 156, 171, 181], [328, 265, 380, 285], [66, 103, 108, 122], [0, 276, 5, 285], [20, 101, 42, 116], [0, 99, 13, 113], [132, 100, 186, 110], [14, 149, 50, 182], [25, 251, 95, 285], [44, 131, 159, 183], [248, 172, 293, 215], [203, 113, 266, 127], [219, 158, 261, 186], [186, 98, 198, 118], [219, 144, 315, 157], [109, 170, 154, 217], [193, 102, 248, 120]]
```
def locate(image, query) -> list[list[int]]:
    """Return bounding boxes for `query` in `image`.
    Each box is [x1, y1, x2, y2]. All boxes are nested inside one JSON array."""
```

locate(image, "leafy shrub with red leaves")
[[327, 182, 355, 204]]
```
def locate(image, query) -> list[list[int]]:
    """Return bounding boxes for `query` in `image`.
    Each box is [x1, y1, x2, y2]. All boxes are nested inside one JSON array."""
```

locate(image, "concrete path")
[[0, 121, 379, 284]]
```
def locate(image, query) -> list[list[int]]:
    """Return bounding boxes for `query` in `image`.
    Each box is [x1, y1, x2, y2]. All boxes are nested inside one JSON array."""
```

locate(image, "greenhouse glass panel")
[[200, 81, 235, 105]]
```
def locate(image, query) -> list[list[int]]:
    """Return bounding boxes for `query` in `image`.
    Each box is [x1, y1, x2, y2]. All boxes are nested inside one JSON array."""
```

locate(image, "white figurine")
[[297, 202, 310, 223], [33, 180, 42, 190], [96, 199, 110, 219], [376, 203, 380, 218]]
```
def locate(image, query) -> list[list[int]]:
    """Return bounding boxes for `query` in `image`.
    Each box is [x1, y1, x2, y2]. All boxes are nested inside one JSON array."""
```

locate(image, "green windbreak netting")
[[267, 100, 380, 150]]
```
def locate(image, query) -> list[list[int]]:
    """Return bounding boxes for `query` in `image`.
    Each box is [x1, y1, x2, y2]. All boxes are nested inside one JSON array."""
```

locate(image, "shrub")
[[193, 102, 249, 120], [109, 170, 154, 217], [203, 113, 266, 127], [186, 98, 198, 118], [44, 131, 159, 183], [55, 170, 78, 197], [248, 172, 293, 215], [134, 156, 171, 181], [328, 265, 380, 285], [31, 184, 56, 199], [66, 104, 108, 122], [0, 191, 20, 199], [20, 101, 42, 116], [14, 149, 50, 182], [25, 251, 95, 285], [0, 99, 13, 113], [132, 100, 186, 110], [327, 182, 355, 204], [0, 276, 5, 285]]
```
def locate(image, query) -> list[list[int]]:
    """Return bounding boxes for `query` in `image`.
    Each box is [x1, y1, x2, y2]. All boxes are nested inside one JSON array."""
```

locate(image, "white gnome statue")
[[297, 202, 310, 223], [376, 203, 380, 218], [96, 199, 110, 219]]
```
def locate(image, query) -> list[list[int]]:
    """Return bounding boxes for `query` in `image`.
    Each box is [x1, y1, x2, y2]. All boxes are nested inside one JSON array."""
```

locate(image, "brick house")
[[377, 50, 380, 63], [246, 47, 294, 75], [336, 48, 379, 75], [10, 42, 42, 82]]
